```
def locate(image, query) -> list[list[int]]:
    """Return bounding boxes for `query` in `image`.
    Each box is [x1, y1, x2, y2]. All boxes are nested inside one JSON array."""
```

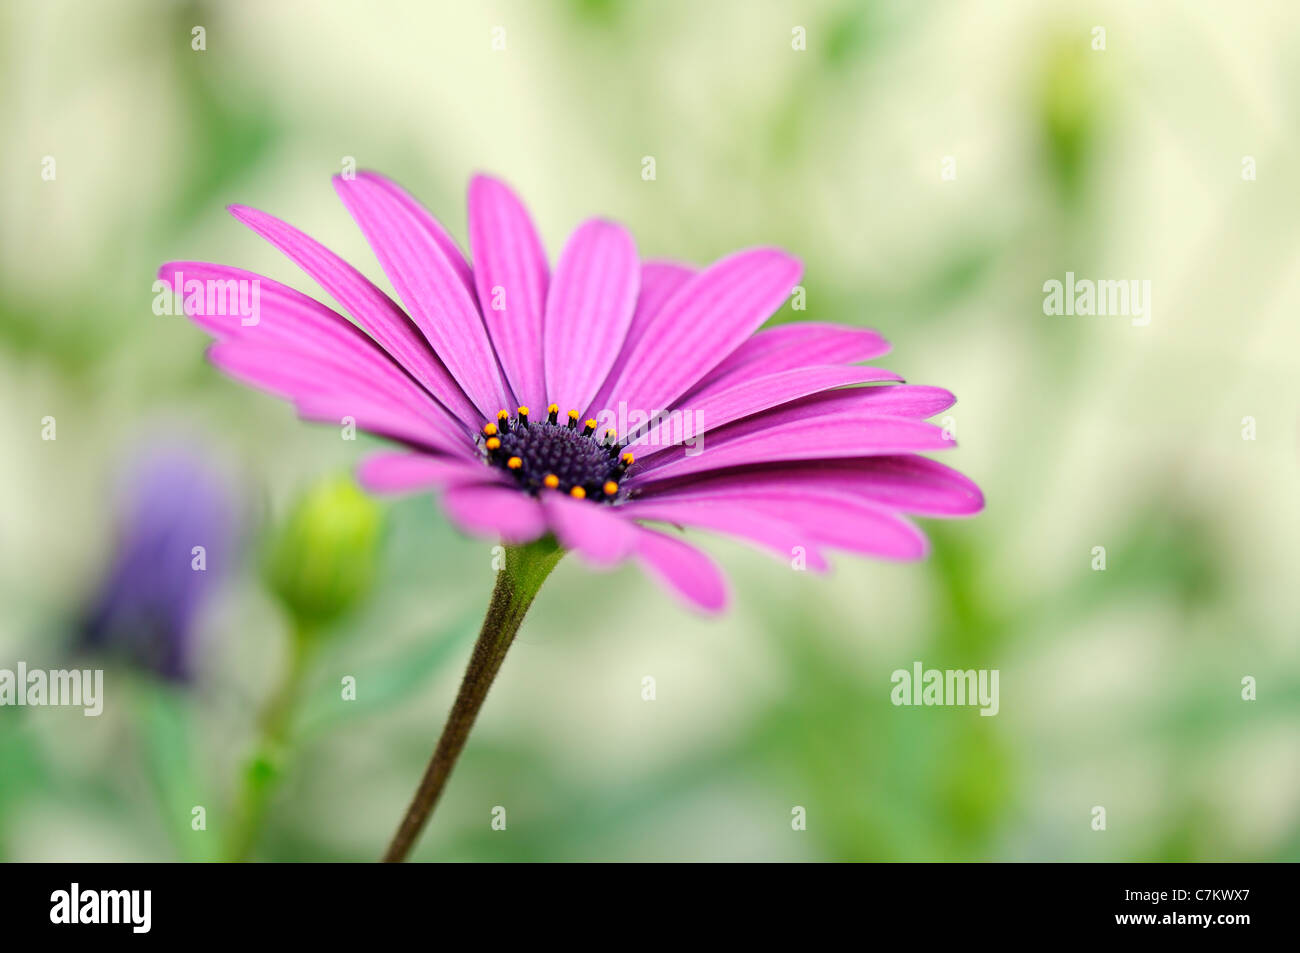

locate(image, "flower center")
[[479, 405, 633, 502]]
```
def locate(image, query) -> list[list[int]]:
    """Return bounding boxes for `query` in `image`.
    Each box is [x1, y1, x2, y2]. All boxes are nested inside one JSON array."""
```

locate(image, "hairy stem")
[[382, 538, 563, 862]]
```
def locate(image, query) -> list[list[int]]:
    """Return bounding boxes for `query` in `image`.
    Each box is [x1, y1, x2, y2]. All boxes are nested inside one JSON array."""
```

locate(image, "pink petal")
[[590, 261, 696, 416], [300, 397, 452, 451], [467, 174, 550, 412], [357, 452, 494, 495], [160, 263, 466, 430], [659, 490, 930, 561], [630, 527, 729, 613], [822, 384, 956, 419], [637, 384, 957, 467], [627, 366, 903, 451], [684, 323, 891, 401], [758, 384, 956, 422], [162, 260, 377, 362], [356, 171, 475, 298], [604, 248, 802, 415], [541, 492, 638, 568], [207, 341, 468, 454], [637, 455, 984, 517], [543, 219, 640, 416], [619, 499, 830, 571], [162, 261, 474, 457], [440, 483, 547, 544], [636, 413, 954, 481], [333, 175, 508, 419], [204, 337, 434, 427], [223, 207, 480, 425]]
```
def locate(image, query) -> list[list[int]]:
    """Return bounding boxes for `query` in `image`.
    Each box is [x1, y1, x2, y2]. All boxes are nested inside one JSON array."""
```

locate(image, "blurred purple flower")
[[79, 446, 236, 682]]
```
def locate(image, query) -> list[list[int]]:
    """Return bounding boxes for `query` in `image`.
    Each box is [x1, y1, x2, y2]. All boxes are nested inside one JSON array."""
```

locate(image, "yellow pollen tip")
[[543, 474, 559, 489], [567, 409, 579, 419], [506, 456, 523, 470], [517, 406, 529, 416], [605, 429, 616, 440], [497, 409, 509, 420], [584, 419, 597, 429], [621, 452, 634, 465], [486, 437, 500, 451], [603, 481, 618, 496], [548, 403, 559, 414], [483, 423, 497, 436], [569, 486, 587, 499]]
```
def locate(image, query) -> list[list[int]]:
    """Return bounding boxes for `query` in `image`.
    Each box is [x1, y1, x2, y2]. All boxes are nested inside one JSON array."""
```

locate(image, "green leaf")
[[135, 679, 219, 862]]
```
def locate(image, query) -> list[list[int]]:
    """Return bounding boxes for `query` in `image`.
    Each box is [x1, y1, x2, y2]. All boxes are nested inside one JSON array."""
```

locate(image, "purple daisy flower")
[[162, 172, 983, 860], [159, 171, 981, 613]]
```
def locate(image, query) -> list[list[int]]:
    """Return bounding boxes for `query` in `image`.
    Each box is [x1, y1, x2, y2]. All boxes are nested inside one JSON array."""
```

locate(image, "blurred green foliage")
[[1, 0, 1297, 862]]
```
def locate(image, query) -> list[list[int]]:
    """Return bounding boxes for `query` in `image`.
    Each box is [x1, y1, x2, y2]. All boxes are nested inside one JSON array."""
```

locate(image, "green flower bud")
[[264, 476, 383, 629]]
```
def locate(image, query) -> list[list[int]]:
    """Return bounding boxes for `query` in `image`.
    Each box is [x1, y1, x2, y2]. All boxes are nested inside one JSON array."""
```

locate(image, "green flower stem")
[[382, 538, 564, 863], [225, 619, 316, 862]]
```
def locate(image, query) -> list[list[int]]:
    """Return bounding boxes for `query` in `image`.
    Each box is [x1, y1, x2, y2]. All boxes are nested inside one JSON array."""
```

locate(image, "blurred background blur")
[[2, 0, 1298, 861]]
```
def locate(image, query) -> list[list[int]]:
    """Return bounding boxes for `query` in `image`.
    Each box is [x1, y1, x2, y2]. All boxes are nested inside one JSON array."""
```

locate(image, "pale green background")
[[1, 0, 1297, 861]]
